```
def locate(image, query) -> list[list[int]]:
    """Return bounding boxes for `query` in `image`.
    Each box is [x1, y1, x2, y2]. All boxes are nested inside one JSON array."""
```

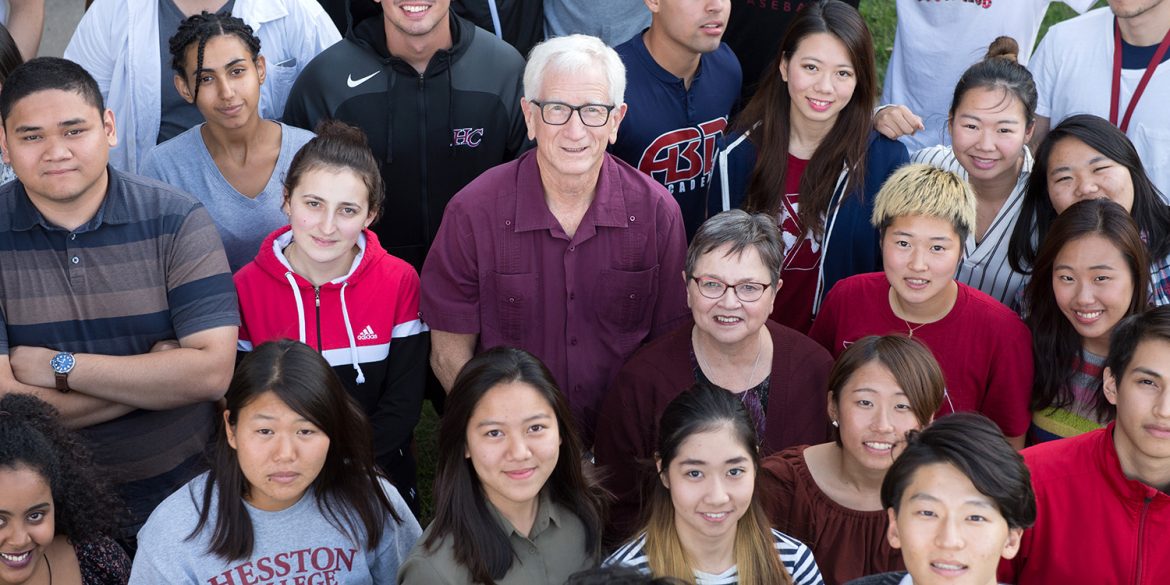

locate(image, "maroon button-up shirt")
[[421, 150, 689, 444]]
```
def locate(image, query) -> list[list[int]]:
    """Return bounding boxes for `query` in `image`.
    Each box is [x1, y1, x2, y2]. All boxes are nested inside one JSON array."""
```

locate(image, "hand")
[[150, 339, 181, 353], [9, 346, 58, 388], [874, 105, 925, 140]]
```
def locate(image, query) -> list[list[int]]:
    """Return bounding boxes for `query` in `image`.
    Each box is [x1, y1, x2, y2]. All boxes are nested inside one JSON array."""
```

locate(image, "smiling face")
[[1046, 138, 1135, 214], [0, 89, 116, 213], [0, 466, 54, 585], [465, 381, 562, 519], [948, 87, 1032, 189], [523, 66, 626, 185], [687, 244, 778, 348], [1052, 234, 1136, 356], [882, 215, 963, 317], [781, 32, 857, 131], [176, 34, 265, 131], [888, 463, 1022, 585], [1104, 337, 1170, 485], [225, 391, 331, 512], [380, 0, 450, 38], [283, 167, 376, 283], [830, 361, 926, 472], [661, 424, 755, 548], [649, 0, 730, 55]]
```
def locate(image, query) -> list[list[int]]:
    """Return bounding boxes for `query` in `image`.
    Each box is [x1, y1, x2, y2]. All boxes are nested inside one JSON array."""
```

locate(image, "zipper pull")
[[315, 287, 321, 307]]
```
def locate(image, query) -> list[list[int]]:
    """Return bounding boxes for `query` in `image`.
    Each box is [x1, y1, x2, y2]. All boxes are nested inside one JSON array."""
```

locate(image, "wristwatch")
[[50, 351, 75, 393]]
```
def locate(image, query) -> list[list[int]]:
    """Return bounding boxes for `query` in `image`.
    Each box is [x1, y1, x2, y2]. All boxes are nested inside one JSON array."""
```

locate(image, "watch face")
[[51, 352, 75, 374]]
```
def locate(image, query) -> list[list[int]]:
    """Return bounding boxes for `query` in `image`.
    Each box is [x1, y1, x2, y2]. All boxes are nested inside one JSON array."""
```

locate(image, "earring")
[[831, 420, 839, 428]]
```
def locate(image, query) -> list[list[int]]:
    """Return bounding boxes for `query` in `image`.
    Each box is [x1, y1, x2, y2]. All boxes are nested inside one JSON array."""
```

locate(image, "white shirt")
[[882, 0, 1094, 152], [64, 0, 340, 173], [1029, 7, 1170, 202]]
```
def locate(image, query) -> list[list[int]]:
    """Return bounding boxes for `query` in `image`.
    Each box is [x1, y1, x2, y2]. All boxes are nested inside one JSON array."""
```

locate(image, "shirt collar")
[[1099, 422, 1169, 500], [487, 488, 561, 540], [8, 165, 128, 232], [514, 151, 630, 234]]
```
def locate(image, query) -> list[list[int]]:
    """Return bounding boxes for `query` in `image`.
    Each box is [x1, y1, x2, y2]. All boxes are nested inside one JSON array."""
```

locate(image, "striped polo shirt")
[[0, 167, 239, 488]]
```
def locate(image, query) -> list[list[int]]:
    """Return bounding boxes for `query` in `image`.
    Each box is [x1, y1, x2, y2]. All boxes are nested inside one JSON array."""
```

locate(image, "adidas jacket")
[[282, 7, 528, 270], [234, 226, 429, 506]]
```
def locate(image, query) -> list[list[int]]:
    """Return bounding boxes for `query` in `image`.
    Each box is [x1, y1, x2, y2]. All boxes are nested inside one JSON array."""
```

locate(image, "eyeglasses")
[[690, 277, 771, 302], [530, 100, 616, 127]]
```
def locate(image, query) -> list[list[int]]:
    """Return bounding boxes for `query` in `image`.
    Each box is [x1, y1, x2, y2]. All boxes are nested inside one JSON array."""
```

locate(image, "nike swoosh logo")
[[347, 71, 380, 88]]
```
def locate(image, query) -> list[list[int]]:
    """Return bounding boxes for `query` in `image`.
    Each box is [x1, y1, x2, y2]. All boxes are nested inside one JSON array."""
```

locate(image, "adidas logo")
[[357, 325, 378, 341]]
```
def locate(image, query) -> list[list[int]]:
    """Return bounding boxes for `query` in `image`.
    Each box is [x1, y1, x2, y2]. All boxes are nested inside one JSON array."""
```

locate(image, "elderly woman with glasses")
[[594, 209, 834, 546]]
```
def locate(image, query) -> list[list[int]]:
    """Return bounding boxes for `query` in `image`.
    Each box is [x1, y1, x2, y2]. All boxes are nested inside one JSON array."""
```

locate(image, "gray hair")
[[523, 34, 626, 106], [685, 210, 784, 285]]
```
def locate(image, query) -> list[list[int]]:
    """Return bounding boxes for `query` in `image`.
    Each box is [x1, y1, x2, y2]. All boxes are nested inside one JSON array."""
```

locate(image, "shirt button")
[[507, 297, 517, 303], [70, 233, 77, 240], [71, 256, 80, 264], [629, 215, 636, 222], [505, 219, 512, 226], [628, 293, 636, 299], [570, 338, 578, 346], [568, 246, 575, 252]]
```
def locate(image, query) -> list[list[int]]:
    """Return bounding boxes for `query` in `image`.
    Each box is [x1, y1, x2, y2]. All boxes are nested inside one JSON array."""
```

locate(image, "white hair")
[[523, 34, 626, 106]]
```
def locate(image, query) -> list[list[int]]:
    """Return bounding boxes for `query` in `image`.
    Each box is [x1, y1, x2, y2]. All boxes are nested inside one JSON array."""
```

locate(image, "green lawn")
[[411, 0, 1098, 527]]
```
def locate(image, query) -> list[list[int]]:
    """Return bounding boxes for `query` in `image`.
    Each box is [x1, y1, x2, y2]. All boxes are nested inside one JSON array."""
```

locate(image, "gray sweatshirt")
[[129, 473, 421, 585]]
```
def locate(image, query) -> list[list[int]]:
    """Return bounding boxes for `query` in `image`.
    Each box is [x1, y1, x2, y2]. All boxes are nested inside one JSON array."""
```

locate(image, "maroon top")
[[760, 446, 904, 585], [593, 319, 833, 545], [421, 150, 689, 443]]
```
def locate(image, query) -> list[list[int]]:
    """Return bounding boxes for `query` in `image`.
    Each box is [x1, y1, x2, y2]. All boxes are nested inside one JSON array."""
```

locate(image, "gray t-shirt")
[[129, 472, 421, 585], [141, 121, 314, 271], [542, 0, 650, 46], [157, 0, 235, 143]]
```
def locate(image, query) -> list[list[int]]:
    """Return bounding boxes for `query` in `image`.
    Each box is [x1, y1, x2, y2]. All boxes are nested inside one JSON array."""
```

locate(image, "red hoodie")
[[1000, 424, 1170, 584], [234, 226, 429, 507]]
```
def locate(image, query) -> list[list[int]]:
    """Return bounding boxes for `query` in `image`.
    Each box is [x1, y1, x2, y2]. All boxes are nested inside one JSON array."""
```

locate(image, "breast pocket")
[[485, 272, 540, 347], [595, 266, 659, 356], [1133, 123, 1170, 202], [260, 60, 299, 119]]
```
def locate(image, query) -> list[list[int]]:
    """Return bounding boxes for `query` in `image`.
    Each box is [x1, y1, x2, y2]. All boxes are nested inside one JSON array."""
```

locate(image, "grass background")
[[411, 0, 1101, 526]]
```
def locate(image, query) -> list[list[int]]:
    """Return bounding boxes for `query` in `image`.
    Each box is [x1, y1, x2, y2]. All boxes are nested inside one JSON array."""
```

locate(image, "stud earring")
[[831, 420, 839, 428]]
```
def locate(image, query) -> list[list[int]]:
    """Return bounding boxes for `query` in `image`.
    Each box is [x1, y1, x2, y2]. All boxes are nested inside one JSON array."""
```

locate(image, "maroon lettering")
[[636, 117, 729, 191], [333, 549, 356, 572]]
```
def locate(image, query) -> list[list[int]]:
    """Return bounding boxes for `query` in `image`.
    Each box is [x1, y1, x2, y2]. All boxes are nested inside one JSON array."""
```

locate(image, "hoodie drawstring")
[[339, 282, 367, 384], [285, 272, 307, 343]]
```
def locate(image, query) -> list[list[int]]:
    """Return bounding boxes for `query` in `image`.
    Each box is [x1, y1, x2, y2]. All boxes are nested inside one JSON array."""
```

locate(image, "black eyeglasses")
[[530, 100, 616, 127], [690, 277, 772, 302]]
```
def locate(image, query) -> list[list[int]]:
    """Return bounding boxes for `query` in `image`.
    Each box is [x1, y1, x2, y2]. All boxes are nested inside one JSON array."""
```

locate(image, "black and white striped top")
[[604, 529, 825, 585], [912, 145, 1033, 309]]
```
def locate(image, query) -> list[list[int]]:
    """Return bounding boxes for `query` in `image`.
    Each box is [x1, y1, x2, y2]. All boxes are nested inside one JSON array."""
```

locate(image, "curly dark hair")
[[168, 11, 261, 103], [0, 394, 125, 543]]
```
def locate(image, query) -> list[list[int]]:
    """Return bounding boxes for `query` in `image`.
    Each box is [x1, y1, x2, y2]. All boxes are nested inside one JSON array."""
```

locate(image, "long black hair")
[[1008, 114, 1170, 274], [169, 11, 261, 102], [424, 347, 605, 585], [1025, 199, 1148, 420], [0, 394, 125, 544], [191, 339, 403, 561], [735, 0, 876, 235]]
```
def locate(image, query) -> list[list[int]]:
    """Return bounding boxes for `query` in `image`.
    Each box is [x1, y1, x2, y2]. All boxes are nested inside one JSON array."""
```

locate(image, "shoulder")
[[111, 169, 205, 216], [1022, 427, 1106, 482], [761, 446, 809, 487], [607, 155, 678, 210], [145, 126, 205, 164], [398, 527, 462, 583], [768, 320, 831, 361], [74, 536, 131, 584], [835, 272, 888, 297], [448, 158, 525, 210], [455, 18, 525, 76], [706, 43, 742, 76], [280, 123, 317, 147], [956, 284, 1028, 331], [866, 132, 910, 167], [604, 533, 651, 571], [911, 145, 962, 172], [138, 476, 211, 544], [296, 37, 376, 80], [1044, 6, 1111, 41]]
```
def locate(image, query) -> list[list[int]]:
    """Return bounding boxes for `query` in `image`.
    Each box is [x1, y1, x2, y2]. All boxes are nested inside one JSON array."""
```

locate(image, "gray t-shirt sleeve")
[[374, 479, 423, 584]]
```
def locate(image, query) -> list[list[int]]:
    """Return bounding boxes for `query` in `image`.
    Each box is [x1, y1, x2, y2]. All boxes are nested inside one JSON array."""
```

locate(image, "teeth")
[[0, 551, 30, 562], [932, 562, 965, 570], [1076, 311, 1102, 319], [907, 279, 928, 285], [702, 512, 728, 520], [714, 316, 740, 323], [865, 442, 893, 450], [809, 98, 829, 107], [403, 5, 427, 13]]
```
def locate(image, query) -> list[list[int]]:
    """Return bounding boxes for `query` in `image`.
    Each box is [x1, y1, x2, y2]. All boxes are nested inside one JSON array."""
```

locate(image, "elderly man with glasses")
[[421, 34, 689, 447]]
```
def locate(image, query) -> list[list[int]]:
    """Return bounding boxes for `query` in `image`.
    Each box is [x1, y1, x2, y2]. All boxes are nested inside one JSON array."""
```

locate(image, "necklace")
[[692, 328, 767, 390], [44, 553, 52, 585], [901, 318, 929, 339], [889, 288, 951, 339]]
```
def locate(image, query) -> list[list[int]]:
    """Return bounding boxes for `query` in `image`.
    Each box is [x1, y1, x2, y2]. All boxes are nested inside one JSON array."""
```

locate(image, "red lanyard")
[[1110, 18, 1170, 133]]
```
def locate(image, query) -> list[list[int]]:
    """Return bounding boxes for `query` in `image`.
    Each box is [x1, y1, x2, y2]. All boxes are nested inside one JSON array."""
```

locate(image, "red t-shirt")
[[771, 154, 821, 333], [808, 272, 1033, 438]]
